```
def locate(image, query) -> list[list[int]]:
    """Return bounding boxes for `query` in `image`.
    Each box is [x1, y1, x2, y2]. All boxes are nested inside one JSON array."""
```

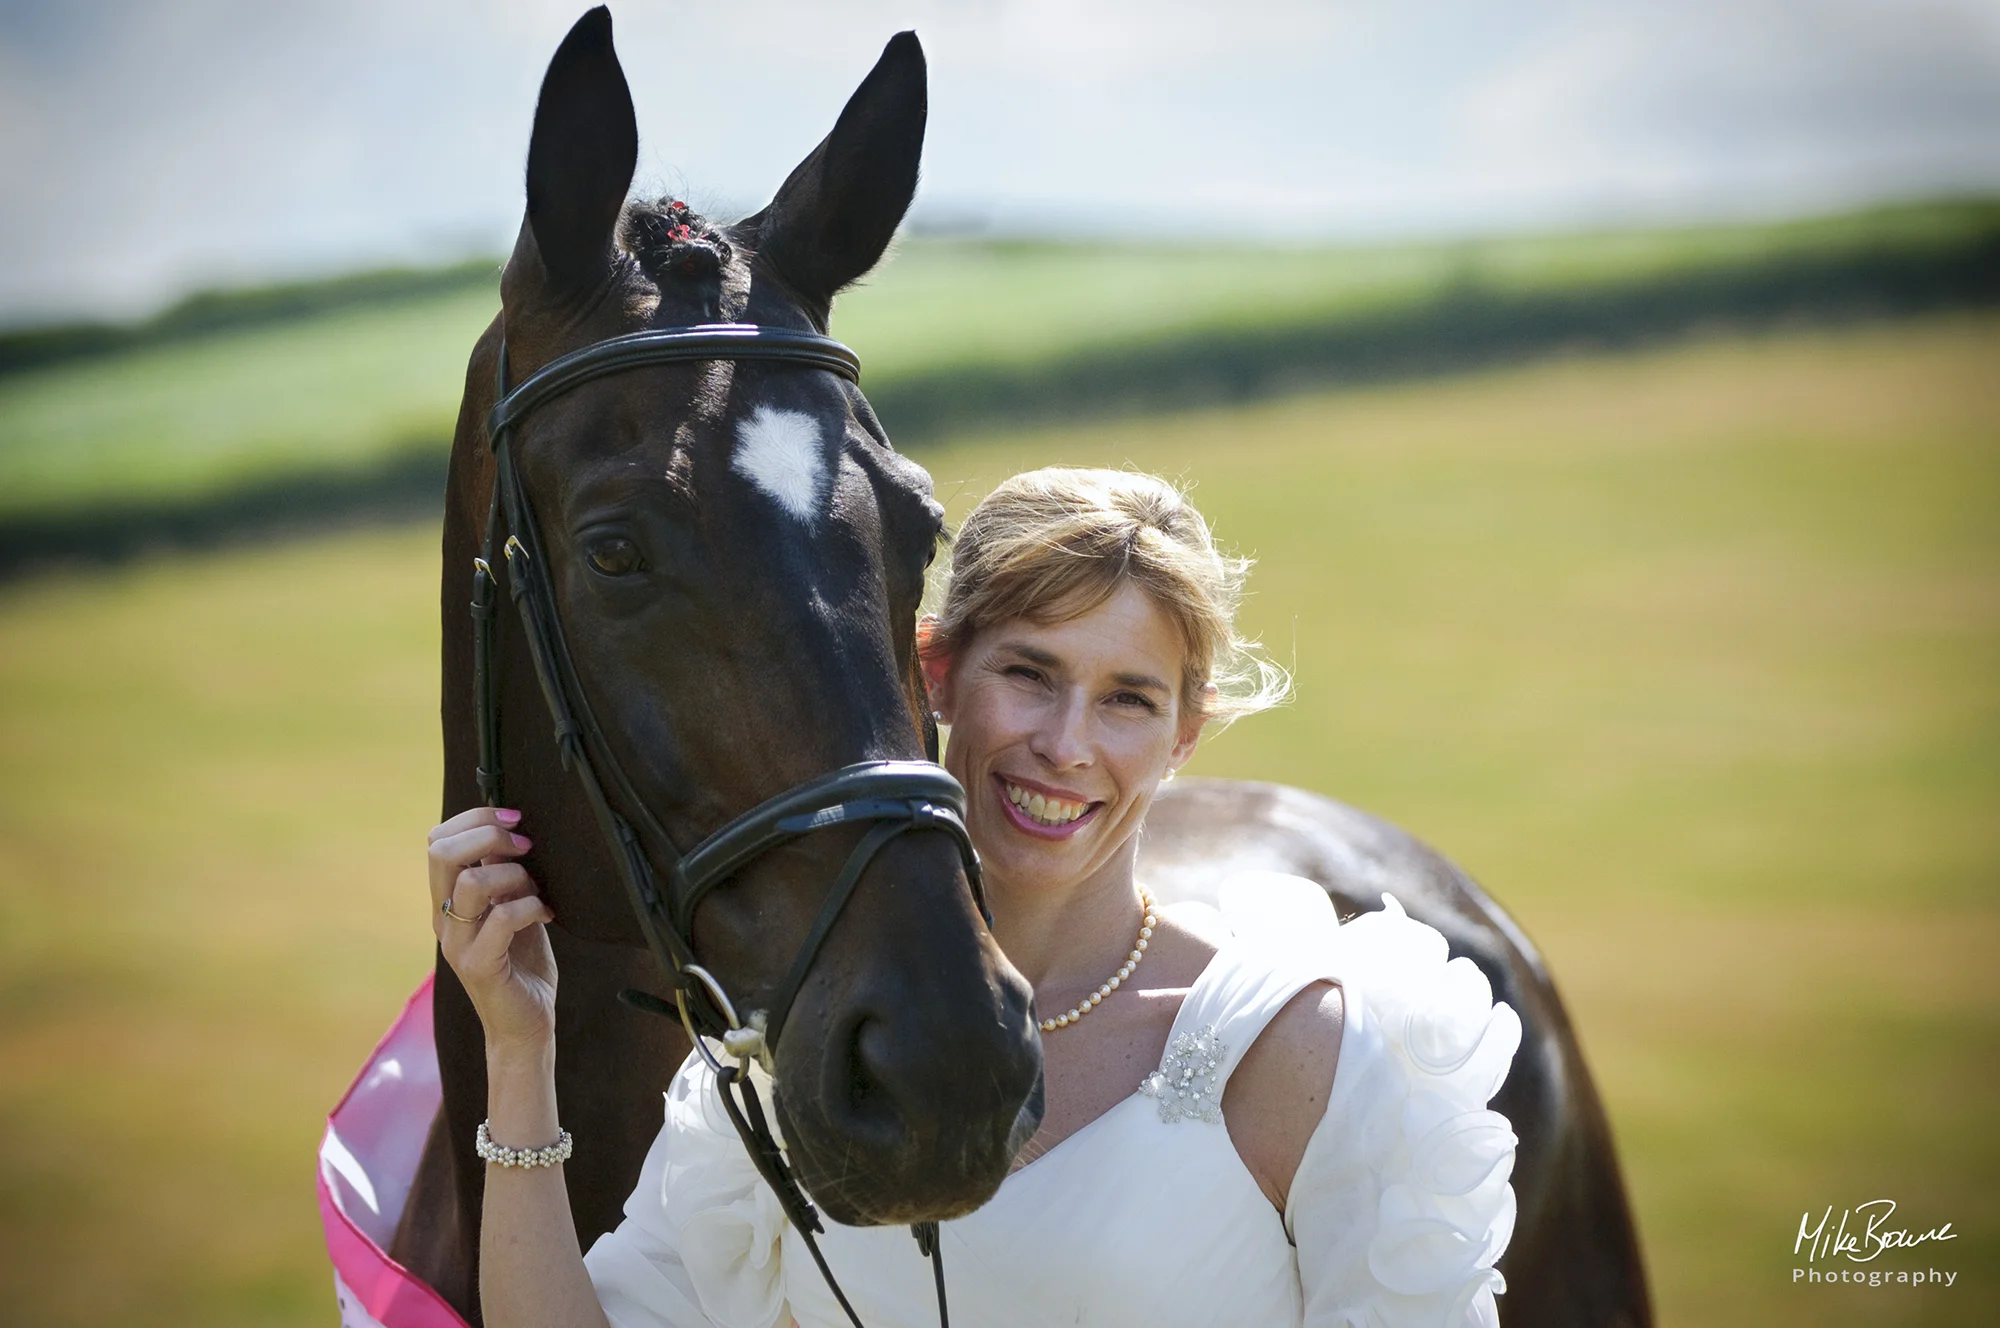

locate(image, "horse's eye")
[[587, 537, 644, 577]]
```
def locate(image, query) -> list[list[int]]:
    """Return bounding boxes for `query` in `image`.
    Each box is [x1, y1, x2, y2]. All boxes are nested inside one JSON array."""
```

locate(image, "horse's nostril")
[[845, 1017, 878, 1115], [842, 1016, 907, 1133]]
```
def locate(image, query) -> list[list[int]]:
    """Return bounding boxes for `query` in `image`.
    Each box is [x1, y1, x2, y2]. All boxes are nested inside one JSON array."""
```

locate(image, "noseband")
[[473, 322, 980, 1327]]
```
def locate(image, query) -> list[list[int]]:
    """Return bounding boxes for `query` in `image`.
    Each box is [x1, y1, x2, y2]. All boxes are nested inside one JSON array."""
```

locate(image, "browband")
[[487, 324, 861, 443]]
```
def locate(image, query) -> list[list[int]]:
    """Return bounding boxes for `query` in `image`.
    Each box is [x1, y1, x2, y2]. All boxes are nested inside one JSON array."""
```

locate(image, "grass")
[[2, 314, 1997, 1325], [2, 198, 1993, 519], [0, 288, 498, 516]]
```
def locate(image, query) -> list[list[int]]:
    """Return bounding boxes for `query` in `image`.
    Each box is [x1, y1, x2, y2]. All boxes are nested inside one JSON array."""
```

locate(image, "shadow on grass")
[[0, 448, 447, 581], [869, 232, 2000, 442]]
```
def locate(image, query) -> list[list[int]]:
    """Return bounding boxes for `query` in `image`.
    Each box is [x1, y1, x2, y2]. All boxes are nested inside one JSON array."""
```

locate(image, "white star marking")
[[732, 405, 829, 524]]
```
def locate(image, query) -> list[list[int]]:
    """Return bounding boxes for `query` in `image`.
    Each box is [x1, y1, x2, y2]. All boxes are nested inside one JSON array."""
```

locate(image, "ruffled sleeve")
[[582, 1054, 791, 1328], [1285, 894, 1522, 1328]]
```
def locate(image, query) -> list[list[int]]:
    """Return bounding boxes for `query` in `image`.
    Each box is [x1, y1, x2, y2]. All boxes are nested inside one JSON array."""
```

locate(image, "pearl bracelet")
[[475, 1120, 574, 1169]]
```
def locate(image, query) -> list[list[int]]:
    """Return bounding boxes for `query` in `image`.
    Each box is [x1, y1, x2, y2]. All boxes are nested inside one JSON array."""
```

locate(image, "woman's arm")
[[426, 807, 611, 1328], [1222, 979, 1345, 1211]]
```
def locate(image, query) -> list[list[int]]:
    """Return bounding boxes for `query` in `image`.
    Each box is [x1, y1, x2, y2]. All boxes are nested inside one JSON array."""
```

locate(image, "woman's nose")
[[1031, 690, 1092, 768]]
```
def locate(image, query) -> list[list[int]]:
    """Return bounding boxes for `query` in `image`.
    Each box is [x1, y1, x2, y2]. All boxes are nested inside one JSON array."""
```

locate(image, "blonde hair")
[[926, 467, 1290, 726]]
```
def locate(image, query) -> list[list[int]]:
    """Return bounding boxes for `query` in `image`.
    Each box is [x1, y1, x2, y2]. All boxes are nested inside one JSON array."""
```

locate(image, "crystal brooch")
[[1140, 1024, 1228, 1124]]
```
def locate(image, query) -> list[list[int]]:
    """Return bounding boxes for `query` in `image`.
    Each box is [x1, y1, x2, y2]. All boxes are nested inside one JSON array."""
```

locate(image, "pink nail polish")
[[511, 833, 533, 852], [494, 808, 522, 826]]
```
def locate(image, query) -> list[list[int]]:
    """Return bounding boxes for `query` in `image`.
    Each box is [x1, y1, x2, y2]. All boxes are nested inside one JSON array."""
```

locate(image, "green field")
[[2, 315, 1997, 1326], [3, 198, 1994, 520]]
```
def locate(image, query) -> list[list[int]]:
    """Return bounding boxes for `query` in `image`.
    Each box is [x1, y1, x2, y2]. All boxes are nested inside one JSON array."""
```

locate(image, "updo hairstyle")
[[925, 468, 1290, 726]]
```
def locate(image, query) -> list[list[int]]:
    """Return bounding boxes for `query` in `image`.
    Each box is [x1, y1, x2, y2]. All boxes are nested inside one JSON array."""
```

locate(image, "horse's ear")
[[524, 6, 638, 292], [751, 31, 927, 314]]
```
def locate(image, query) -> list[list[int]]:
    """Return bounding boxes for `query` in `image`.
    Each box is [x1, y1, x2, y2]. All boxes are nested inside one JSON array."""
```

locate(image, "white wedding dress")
[[584, 875, 1522, 1328]]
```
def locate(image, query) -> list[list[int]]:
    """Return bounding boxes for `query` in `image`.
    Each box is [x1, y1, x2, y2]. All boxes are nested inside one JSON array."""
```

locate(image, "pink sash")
[[318, 975, 472, 1328]]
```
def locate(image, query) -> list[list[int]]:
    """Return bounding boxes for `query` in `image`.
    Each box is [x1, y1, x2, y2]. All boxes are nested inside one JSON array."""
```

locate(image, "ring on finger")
[[441, 896, 489, 924]]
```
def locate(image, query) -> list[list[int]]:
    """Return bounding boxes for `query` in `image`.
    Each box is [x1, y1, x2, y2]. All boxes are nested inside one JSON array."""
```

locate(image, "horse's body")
[[1141, 780, 1653, 1328], [389, 10, 1651, 1326]]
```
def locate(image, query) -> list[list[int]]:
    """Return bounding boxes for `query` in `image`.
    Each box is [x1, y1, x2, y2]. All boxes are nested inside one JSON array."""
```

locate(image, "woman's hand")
[[428, 806, 557, 1058], [432, 809, 604, 1328]]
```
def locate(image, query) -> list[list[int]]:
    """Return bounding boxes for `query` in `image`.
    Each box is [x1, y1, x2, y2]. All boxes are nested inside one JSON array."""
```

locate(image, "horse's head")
[[446, 8, 1040, 1224]]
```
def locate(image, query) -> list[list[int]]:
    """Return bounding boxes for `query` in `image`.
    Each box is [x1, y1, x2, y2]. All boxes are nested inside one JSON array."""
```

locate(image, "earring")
[[931, 711, 944, 722], [1163, 766, 1177, 782]]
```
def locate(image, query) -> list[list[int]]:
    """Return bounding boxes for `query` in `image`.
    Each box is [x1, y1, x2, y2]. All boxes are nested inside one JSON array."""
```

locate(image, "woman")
[[427, 467, 1521, 1327]]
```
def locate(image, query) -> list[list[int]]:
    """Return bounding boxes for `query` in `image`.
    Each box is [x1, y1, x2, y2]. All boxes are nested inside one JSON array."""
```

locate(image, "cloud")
[[3, 0, 1996, 320], [1465, 0, 2000, 214]]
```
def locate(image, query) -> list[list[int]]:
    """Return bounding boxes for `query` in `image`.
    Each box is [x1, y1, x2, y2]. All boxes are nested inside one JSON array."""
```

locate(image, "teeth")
[[1004, 781, 1090, 827]]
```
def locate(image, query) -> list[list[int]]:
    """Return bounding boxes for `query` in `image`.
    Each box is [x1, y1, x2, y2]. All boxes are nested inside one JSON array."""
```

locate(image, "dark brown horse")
[[391, 11, 1042, 1319], [394, 11, 1652, 1327]]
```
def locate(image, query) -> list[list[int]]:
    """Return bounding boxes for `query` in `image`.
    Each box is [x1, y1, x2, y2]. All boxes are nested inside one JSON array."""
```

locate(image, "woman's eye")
[[587, 538, 645, 577], [1112, 691, 1157, 711], [1004, 665, 1043, 683]]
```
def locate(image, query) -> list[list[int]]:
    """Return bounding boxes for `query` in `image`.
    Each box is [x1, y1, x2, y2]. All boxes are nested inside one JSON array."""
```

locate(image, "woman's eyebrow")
[[1111, 671, 1170, 694], [996, 642, 1062, 668]]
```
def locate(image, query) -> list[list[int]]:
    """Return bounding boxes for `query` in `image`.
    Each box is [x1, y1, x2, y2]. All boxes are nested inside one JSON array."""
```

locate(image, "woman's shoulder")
[[1160, 870, 1346, 1041], [1193, 872, 1521, 1146]]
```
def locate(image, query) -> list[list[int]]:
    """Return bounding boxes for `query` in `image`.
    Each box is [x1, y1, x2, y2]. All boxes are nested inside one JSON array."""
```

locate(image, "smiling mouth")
[[1000, 778, 1098, 828]]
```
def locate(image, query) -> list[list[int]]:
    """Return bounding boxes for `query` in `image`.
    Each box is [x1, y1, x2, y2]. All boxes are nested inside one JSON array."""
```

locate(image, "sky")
[[2, 0, 1998, 323]]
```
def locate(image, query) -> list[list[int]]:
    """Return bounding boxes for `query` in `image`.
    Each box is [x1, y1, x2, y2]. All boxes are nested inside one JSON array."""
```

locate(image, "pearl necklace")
[[1039, 886, 1157, 1033]]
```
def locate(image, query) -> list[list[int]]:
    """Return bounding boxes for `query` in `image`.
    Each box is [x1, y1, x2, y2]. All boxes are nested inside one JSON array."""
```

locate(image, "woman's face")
[[925, 581, 1204, 898]]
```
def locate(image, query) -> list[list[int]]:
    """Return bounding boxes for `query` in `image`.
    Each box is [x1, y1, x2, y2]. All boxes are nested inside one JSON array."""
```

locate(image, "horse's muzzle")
[[775, 948, 1043, 1227]]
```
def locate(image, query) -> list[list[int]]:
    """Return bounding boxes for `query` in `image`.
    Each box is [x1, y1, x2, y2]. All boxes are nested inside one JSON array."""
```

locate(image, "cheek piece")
[[476, 322, 987, 1328]]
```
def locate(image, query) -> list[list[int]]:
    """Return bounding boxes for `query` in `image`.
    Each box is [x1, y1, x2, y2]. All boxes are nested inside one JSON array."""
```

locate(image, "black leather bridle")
[[473, 321, 983, 1326]]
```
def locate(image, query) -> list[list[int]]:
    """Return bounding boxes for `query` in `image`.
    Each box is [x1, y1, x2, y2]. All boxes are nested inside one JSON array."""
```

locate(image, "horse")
[[390, 11, 1042, 1319], [392, 11, 1653, 1327]]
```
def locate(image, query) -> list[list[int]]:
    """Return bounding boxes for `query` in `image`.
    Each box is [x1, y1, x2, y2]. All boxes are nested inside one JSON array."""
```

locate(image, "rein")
[[475, 321, 981, 1328]]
